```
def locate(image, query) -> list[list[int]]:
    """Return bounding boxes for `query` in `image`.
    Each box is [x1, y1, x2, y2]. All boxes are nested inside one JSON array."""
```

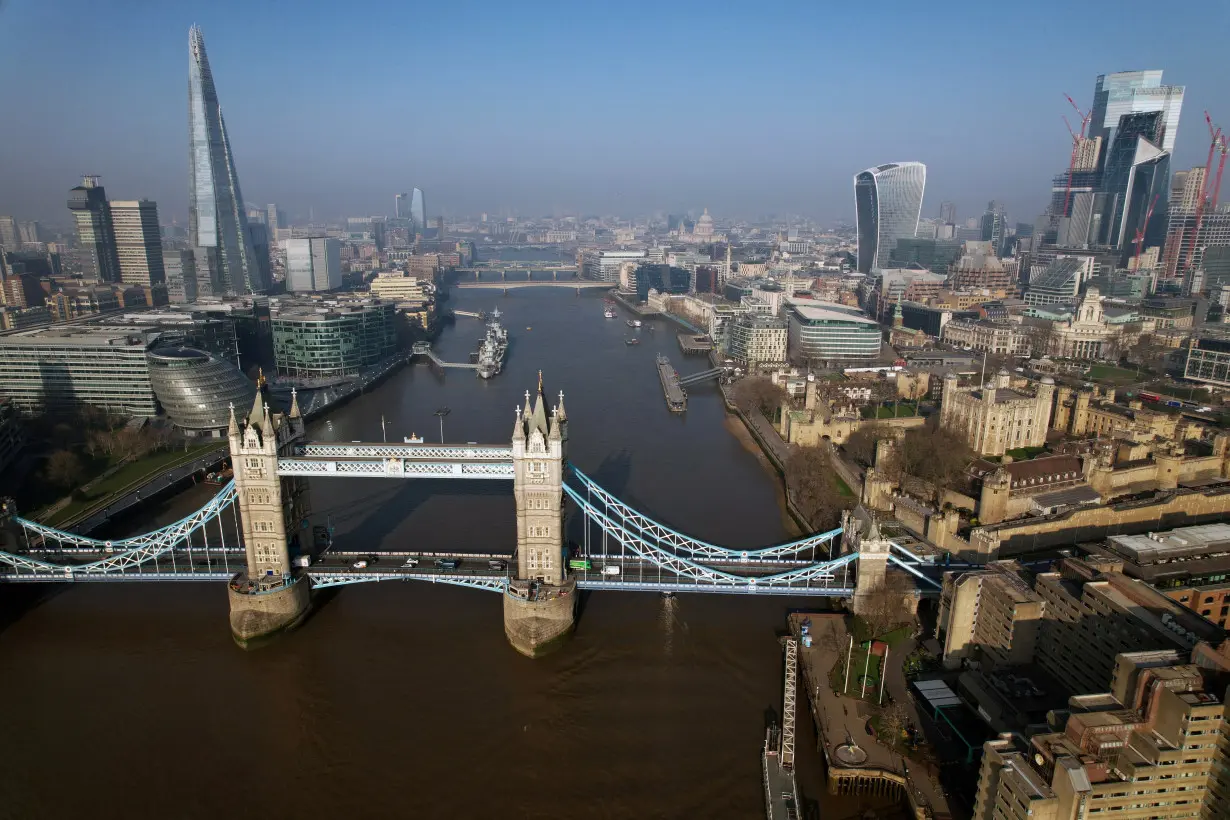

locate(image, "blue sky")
[[2, 0, 1228, 227]]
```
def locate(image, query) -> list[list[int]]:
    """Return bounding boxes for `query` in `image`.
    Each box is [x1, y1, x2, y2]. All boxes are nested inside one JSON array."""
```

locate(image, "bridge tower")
[[225, 384, 311, 647], [504, 372, 576, 657]]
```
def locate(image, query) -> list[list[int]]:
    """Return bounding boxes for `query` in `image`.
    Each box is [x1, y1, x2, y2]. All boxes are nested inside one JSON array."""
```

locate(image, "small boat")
[[633, 320, 643, 328], [626, 319, 635, 327], [526, 326, 532, 331], [604, 308, 617, 319], [625, 338, 640, 346]]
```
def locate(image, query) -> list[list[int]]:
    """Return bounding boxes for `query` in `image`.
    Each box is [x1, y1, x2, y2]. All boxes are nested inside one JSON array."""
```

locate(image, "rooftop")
[[787, 300, 879, 326], [0, 326, 155, 348], [1106, 523, 1230, 565]]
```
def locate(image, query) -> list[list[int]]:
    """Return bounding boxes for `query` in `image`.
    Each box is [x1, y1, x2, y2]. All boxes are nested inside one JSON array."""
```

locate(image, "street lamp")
[[434, 407, 451, 444]]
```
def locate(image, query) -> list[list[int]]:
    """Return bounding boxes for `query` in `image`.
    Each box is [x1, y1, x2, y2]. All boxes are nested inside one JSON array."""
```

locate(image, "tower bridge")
[[0, 374, 942, 657]]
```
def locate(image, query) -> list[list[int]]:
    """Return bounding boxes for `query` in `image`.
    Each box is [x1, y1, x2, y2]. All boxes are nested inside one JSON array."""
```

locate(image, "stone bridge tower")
[[504, 373, 576, 657], [225, 384, 311, 646]]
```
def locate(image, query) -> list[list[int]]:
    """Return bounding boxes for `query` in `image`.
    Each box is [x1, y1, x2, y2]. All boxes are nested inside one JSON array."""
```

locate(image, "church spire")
[[512, 405, 525, 442], [289, 387, 301, 419], [227, 402, 239, 436]]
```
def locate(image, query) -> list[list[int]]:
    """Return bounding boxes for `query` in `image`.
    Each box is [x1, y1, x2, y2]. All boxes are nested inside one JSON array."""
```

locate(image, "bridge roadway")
[[8, 544, 856, 595], [455, 281, 615, 290]]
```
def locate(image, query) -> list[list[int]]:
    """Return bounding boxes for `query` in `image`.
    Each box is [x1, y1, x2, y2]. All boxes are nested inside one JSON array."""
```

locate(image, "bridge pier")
[[228, 575, 311, 647], [503, 579, 576, 657]]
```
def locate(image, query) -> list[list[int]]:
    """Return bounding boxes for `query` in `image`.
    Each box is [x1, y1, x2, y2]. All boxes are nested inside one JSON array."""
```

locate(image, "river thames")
[[0, 285, 879, 819]]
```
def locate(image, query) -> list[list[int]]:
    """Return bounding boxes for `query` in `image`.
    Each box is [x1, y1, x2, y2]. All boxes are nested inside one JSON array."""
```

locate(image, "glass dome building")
[[147, 347, 255, 436]]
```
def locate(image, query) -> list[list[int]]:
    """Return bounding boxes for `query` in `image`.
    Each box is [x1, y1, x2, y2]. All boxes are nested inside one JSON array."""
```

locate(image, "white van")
[[601, 565, 621, 576]]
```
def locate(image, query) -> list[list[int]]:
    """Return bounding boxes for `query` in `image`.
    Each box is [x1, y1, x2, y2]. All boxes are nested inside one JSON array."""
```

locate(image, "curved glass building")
[[148, 347, 255, 436], [854, 162, 926, 273]]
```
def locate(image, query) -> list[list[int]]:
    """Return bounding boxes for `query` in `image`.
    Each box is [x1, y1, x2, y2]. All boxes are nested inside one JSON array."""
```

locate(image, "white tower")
[[510, 372, 567, 585]]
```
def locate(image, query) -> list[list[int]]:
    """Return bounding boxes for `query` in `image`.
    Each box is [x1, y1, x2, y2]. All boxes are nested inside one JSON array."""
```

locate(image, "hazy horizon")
[[2, 0, 1228, 228]]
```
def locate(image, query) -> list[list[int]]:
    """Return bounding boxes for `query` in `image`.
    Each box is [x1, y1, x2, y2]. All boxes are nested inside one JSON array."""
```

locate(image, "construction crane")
[[1061, 93, 1093, 218], [1185, 112, 1226, 274], [1132, 195, 1159, 272]]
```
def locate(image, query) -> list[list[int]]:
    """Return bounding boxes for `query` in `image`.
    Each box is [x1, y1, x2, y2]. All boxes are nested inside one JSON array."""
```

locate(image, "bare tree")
[[45, 450, 84, 491], [844, 423, 893, 468], [878, 700, 910, 744], [731, 376, 788, 417], [899, 422, 973, 497], [784, 445, 855, 530], [860, 570, 916, 640]]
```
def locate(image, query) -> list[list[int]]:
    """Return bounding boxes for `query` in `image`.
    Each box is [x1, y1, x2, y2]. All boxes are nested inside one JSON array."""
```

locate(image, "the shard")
[[188, 25, 264, 295]]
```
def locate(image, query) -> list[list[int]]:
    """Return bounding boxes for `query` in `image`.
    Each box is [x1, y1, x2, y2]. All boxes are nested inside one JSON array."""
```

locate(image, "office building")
[[1184, 334, 1230, 388], [395, 193, 409, 220], [67, 176, 120, 283], [0, 216, 17, 248], [188, 25, 263, 294], [939, 371, 1055, 457], [726, 314, 787, 368], [147, 347, 255, 436], [0, 327, 160, 415], [17, 221, 41, 245], [785, 301, 881, 363], [109, 200, 165, 287], [938, 561, 1045, 670], [1086, 71, 1184, 251], [974, 651, 1230, 820], [0, 399, 23, 474], [1023, 257, 1093, 306], [410, 188, 426, 236], [854, 161, 926, 273], [285, 237, 342, 292], [265, 204, 284, 236], [582, 249, 646, 283], [271, 297, 398, 380]]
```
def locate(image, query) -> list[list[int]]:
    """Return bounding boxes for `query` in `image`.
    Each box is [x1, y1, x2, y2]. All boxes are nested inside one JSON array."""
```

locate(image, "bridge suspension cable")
[[568, 467, 841, 560]]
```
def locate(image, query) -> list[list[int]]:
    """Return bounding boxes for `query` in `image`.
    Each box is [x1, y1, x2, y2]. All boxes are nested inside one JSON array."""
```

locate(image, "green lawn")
[[1004, 446, 1048, 461], [43, 445, 221, 526], [835, 475, 855, 497], [861, 402, 919, 419], [1087, 364, 1142, 384]]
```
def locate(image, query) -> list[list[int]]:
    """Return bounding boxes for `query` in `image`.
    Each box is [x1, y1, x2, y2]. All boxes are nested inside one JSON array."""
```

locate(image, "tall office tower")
[[1099, 111, 1171, 251], [395, 193, 409, 219], [1161, 168, 1207, 278], [1089, 71, 1184, 164], [285, 237, 341, 292], [410, 188, 426, 235], [17, 222, 41, 245], [67, 176, 120, 282], [265, 204, 281, 236], [163, 248, 199, 303], [188, 25, 263, 295], [0, 216, 17, 248], [853, 162, 926, 274], [247, 221, 272, 288], [980, 201, 1006, 253], [1086, 71, 1183, 252], [110, 200, 165, 286]]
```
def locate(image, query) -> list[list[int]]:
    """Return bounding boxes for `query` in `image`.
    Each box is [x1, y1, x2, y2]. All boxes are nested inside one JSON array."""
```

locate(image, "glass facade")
[[786, 303, 882, 362], [854, 162, 926, 274], [147, 347, 255, 435], [272, 301, 399, 380], [188, 26, 263, 295], [67, 179, 120, 283], [410, 188, 426, 236], [1184, 337, 1230, 388], [0, 328, 158, 415]]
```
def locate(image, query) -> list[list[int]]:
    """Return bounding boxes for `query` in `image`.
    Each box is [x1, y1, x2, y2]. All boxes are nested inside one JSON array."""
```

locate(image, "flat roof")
[[1107, 523, 1230, 565], [0, 326, 155, 347], [787, 300, 879, 326]]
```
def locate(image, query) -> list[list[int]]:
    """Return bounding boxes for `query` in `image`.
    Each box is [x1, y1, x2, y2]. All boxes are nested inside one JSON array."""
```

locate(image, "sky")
[[2, 0, 1229, 228]]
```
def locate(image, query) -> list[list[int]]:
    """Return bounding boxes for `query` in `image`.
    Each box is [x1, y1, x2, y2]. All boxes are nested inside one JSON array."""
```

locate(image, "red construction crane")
[[1133, 195, 1159, 272], [1061, 94, 1093, 217], [1185, 112, 1225, 273]]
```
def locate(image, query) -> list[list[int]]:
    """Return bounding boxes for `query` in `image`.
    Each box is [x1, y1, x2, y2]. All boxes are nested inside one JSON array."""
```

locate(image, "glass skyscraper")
[[410, 188, 426, 236], [67, 176, 120, 283], [188, 25, 264, 295], [854, 162, 926, 273]]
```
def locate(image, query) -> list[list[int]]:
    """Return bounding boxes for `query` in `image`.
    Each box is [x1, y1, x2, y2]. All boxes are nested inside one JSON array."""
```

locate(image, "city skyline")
[[1, 1, 1230, 225]]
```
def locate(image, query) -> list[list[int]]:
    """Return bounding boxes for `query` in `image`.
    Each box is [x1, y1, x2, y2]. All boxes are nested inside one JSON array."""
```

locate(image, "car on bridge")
[[436, 559, 460, 570], [488, 560, 506, 571], [351, 559, 368, 569], [402, 557, 418, 567]]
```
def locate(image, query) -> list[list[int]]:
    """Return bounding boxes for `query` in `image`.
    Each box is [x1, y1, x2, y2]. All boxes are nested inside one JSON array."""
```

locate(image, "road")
[[65, 447, 229, 535]]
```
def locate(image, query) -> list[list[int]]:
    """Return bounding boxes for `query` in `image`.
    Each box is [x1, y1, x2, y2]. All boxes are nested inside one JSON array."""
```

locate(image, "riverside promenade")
[[787, 613, 951, 819]]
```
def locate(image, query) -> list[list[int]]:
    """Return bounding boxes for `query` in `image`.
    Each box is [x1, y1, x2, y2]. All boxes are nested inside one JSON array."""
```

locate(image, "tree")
[[784, 445, 856, 531], [878, 700, 911, 744], [899, 422, 973, 497], [844, 423, 893, 468], [45, 450, 84, 491], [860, 570, 916, 640], [731, 376, 787, 417]]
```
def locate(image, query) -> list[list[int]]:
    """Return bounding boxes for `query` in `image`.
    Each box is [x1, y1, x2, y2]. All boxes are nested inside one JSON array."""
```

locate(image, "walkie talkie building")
[[854, 162, 926, 274]]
